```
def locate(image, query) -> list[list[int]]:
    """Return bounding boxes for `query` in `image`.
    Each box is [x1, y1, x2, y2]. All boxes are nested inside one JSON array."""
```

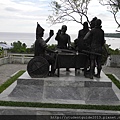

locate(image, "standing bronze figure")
[[77, 22, 90, 52], [55, 25, 71, 71], [55, 25, 71, 49], [84, 19, 105, 79]]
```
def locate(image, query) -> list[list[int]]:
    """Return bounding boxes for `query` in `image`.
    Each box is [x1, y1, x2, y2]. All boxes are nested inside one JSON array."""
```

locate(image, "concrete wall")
[[110, 55, 120, 67]]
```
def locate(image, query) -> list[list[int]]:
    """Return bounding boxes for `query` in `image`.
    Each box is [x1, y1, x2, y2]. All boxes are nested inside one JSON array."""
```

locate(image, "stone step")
[[0, 106, 120, 115]]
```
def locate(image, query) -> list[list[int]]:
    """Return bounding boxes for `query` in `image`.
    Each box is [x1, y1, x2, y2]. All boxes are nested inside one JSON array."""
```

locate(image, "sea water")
[[0, 32, 120, 49]]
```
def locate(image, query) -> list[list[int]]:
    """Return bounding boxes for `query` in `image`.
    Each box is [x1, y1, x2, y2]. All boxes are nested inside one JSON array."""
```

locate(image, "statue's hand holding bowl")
[[49, 30, 54, 37], [57, 29, 61, 34]]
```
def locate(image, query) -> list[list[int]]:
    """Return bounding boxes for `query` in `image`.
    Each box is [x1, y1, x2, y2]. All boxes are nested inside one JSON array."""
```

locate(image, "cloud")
[[0, 0, 50, 21], [5, 7, 21, 12], [0, 0, 52, 33], [0, 0, 119, 33]]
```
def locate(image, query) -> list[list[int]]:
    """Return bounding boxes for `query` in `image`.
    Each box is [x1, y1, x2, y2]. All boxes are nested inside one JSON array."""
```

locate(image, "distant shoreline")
[[105, 33, 120, 38], [0, 32, 120, 38], [0, 32, 120, 49]]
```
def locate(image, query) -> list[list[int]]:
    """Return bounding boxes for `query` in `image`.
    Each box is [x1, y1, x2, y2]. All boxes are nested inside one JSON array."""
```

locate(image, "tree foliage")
[[47, 44, 57, 50], [9, 41, 35, 53], [48, 0, 91, 25], [8, 41, 120, 55], [99, 0, 120, 28], [10, 41, 27, 53]]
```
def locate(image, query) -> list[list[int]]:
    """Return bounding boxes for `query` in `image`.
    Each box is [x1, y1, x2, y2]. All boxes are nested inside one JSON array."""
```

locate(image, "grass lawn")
[[0, 71, 119, 111], [106, 74, 120, 89], [0, 100, 119, 111], [0, 70, 25, 93]]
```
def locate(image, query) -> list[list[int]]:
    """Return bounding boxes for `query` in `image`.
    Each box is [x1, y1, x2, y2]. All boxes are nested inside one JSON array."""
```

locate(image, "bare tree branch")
[[47, 0, 91, 26], [99, 0, 120, 28]]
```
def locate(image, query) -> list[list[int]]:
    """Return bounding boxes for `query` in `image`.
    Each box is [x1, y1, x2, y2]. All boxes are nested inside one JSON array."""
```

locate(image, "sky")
[[0, 0, 120, 34]]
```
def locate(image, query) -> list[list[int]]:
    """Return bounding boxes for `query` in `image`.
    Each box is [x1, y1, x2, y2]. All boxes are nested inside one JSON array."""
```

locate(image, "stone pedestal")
[[1, 69, 120, 105]]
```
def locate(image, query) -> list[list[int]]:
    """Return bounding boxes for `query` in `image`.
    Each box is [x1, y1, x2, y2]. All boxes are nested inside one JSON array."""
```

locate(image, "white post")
[[22, 55, 25, 64]]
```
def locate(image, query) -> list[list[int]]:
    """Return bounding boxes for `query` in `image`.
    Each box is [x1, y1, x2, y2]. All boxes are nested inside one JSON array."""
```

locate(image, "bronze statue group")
[[34, 17, 105, 79]]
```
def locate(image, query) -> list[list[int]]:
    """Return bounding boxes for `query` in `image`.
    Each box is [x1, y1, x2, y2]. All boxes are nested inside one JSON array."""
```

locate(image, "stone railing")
[[0, 53, 34, 65], [0, 57, 9, 66], [8, 53, 34, 64], [8, 54, 120, 67], [0, 53, 120, 67]]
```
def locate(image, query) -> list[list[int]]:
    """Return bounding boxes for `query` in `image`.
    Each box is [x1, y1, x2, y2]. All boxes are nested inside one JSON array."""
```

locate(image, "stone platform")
[[0, 69, 120, 105]]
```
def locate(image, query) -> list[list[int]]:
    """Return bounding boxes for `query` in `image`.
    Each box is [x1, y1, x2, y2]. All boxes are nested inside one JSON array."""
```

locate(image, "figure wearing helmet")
[[34, 22, 56, 76], [84, 19, 105, 79]]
